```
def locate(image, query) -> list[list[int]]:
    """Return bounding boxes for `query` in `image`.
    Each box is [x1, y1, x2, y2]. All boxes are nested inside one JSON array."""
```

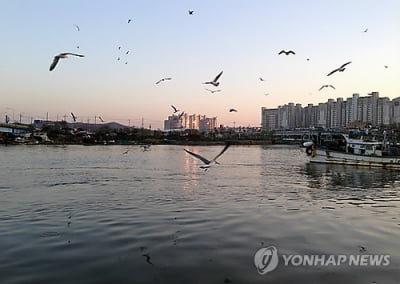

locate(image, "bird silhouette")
[[142, 254, 153, 265], [188, 10, 194, 15], [49, 53, 84, 71], [259, 77, 265, 82], [203, 71, 223, 87], [327, 61, 352, 76], [229, 108, 238, 112], [178, 111, 185, 119], [71, 112, 77, 122], [205, 88, 221, 94], [278, 50, 295, 55], [74, 24, 80, 31], [384, 65, 388, 68], [171, 105, 179, 113], [363, 28, 368, 32], [98, 116, 104, 122], [319, 85, 336, 91], [184, 143, 230, 170], [128, 19, 132, 23], [155, 77, 172, 84]]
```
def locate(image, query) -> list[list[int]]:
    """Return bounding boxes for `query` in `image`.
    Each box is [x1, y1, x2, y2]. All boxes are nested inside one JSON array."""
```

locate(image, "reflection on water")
[[0, 145, 399, 284], [305, 163, 400, 190], [304, 163, 400, 205]]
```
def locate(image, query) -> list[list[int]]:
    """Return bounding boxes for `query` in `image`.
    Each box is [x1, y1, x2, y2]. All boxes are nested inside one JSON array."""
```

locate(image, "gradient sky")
[[1, 0, 399, 129]]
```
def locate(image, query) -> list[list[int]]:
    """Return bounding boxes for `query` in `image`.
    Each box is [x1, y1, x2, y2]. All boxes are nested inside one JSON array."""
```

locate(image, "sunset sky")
[[1, 0, 399, 129]]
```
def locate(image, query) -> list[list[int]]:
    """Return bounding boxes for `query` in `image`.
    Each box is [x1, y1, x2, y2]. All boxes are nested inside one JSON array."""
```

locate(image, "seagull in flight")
[[128, 19, 132, 23], [229, 108, 238, 112], [155, 77, 172, 84], [363, 28, 368, 33], [205, 88, 221, 94], [384, 65, 388, 68], [71, 112, 77, 122], [178, 111, 185, 119], [184, 143, 230, 171], [74, 24, 80, 31], [319, 85, 336, 91], [98, 116, 104, 122], [259, 77, 265, 82], [203, 71, 223, 87], [327, 61, 352, 76], [49, 53, 85, 71], [278, 50, 295, 55], [188, 10, 194, 15], [171, 105, 179, 113]]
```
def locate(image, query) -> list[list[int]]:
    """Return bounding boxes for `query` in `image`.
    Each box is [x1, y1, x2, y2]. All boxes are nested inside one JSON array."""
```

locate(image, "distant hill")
[[69, 121, 129, 131]]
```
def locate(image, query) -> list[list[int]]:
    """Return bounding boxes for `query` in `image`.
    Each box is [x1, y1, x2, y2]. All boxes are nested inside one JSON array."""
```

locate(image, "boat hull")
[[309, 149, 400, 169]]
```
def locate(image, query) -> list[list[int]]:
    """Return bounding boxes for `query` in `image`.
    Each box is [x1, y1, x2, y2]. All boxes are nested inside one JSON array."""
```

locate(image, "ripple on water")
[[0, 145, 399, 284]]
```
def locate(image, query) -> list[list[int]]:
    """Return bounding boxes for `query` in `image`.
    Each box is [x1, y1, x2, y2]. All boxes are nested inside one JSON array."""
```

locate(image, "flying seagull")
[[142, 254, 153, 265], [384, 65, 388, 68], [205, 88, 221, 94], [327, 61, 352, 76], [278, 50, 295, 55], [98, 116, 104, 122], [259, 77, 265, 82], [229, 108, 238, 112], [74, 24, 80, 31], [184, 143, 230, 170], [71, 112, 77, 122], [188, 10, 194, 15], [171, 105, 179, 113], [49, 53, 85, 71], [319, 85, 336, 91], [155, 77, 172, 84], [128, 19, 132, 23], [203, 71, 223, 87], [363, 28, 368, 33], [178, 111, 185, 119]]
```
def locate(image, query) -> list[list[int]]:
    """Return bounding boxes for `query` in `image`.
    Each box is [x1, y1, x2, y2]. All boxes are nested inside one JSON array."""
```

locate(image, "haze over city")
[[1, 0, 399, 129]]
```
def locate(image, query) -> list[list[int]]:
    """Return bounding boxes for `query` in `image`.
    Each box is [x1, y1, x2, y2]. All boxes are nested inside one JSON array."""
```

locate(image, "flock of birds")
[[45, 10, 393, 172]]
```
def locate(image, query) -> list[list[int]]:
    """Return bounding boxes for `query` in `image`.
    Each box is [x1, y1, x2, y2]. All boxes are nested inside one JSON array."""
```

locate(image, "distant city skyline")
[[261, 91, 400, 131], [1, 1, 399, 129]]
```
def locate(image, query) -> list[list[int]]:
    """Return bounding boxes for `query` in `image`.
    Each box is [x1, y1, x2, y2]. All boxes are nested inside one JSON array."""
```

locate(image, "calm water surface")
[[0, 145, 399, 284]]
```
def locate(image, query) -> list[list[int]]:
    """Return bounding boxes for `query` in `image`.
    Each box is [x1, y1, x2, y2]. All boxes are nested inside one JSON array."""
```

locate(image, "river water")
[[0, 145, 399, 284]]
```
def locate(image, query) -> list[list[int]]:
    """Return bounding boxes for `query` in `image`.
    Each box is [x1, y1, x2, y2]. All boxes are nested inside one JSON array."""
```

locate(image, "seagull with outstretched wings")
[[184, 143, 230, 170], [203, 71, 223, 87], [278, 50, 295, 55], [49, 52, 85, 71], [327, 61, 352, 76], [155, 77, 172, 84], [319, 85, 336, 91]]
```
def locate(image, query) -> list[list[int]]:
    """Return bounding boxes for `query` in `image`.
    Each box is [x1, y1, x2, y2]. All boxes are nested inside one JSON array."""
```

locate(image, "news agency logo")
[[254, 246, 279, 274], [254, 245, 391, 275]]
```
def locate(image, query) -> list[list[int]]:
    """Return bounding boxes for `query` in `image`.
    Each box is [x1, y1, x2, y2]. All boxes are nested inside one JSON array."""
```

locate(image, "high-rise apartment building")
[[261, 92, 399, 131]]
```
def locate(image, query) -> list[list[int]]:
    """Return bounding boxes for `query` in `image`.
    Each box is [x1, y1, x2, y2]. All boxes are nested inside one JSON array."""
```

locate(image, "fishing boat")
[[303, 130, 400, 169]]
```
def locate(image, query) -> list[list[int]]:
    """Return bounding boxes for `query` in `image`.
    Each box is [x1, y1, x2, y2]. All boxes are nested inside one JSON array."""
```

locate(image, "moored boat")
[[303, 130, 400, 169]]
